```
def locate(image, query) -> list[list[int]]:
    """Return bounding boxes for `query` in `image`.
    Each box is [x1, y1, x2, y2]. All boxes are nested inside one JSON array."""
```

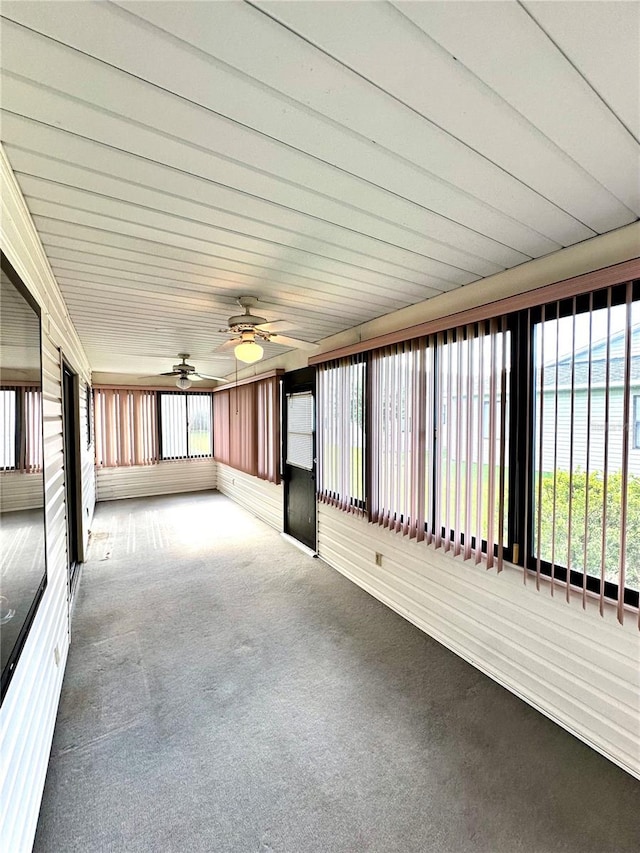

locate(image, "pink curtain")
[[94, 388, 158, 467]]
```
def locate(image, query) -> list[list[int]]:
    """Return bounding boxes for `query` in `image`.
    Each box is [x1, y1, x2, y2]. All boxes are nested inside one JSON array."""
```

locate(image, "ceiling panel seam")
[[0, 15, 576, 248], [5, 141, 500, 277], [246, 0, 615, 233]]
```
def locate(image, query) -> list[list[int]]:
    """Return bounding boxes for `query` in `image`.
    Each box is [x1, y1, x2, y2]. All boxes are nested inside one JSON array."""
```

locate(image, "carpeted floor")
[[34, 491, 639, 853]]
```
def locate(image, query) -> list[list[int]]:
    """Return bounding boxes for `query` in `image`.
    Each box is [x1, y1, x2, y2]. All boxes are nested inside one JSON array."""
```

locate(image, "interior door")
[[62, 361, 80, 594], [283, 367, 316, 551]]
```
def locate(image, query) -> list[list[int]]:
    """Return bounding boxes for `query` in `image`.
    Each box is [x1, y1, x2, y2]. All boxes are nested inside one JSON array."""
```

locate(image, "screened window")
[[435, 321, 510, 566], [0, 389, 17, 470], [531, 283, 639, 608], [94, 388, 158, 468], [213, 376, 280, 483], [0, 386, 43, 473], [312, 270, 640, 620], [317, 355, 365, 512], [369, 339, 432, 540], [160, 393, 212, 460]]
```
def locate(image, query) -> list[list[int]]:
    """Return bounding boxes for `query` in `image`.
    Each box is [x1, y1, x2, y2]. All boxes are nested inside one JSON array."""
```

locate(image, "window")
[[213, 375, 281, 483], [317, 355, 365, 512], [313, 268, 639, 619], [286, 391, 314, 470], [0, 386, 43, 473], [530, 283, 639, 609], [0, 389, 17, 470], [434, 321, 510, 565], [160, 393, 212, 460], [369, 340, 431, 539], [87, 386, 93, 448], [94, 388, 158, 467]]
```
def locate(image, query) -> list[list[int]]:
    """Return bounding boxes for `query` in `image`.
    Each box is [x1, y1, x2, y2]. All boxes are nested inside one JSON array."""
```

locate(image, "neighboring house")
[[539, 325, 640, 476]]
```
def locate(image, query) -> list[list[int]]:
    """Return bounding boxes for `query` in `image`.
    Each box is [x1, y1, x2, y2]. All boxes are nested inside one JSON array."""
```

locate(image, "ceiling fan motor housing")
[[226, 312, 268, 330], [173, 354, 196, 374]]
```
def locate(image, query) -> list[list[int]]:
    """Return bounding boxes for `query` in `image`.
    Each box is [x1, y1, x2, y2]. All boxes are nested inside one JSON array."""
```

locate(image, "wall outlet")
[[53, 644, 60, 667], [375, 552, 383, 567]]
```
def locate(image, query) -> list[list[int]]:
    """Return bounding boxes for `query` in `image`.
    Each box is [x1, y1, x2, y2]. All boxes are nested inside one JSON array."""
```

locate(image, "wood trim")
[[93, 384, 216, 392], [309, 258, 640, 364], [211, 368, 284, 393]]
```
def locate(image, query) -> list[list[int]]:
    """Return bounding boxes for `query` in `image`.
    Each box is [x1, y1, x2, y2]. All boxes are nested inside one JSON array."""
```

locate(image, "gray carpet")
[[34, 491, 639, 853]]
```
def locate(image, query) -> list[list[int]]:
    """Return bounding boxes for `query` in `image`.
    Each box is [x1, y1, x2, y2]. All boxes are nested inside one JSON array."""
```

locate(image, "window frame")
[[0, 388, 19, 471], [157, 391, 213, 461], [313, 271, 640, 612], [520, 282, 640, 610]]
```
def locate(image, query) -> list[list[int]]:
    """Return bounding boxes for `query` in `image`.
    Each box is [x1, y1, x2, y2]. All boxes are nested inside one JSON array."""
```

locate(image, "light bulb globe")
[[234, 340, 264, 364], [176, 375, 192, 390]]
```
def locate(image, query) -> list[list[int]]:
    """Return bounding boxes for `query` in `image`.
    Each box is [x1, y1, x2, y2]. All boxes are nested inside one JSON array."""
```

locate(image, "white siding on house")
[[539, 387, 640, 475], [216, 463, 283, 532], [0, 146, 92, 853], [96, 458, 216, 502], [317, 502, 640, 780]]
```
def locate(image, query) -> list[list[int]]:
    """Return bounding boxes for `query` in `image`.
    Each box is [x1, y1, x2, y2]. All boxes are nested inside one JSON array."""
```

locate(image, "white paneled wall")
[[96, 458, 216, 502], [0, 147, 92, 852], [216, 463, 283, 532], [317, 503, 640, 780], [0, 473, 43, 512]]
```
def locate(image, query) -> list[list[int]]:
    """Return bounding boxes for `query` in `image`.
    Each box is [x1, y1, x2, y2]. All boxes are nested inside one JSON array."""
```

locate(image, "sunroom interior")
[[1, 2, 639, 851]]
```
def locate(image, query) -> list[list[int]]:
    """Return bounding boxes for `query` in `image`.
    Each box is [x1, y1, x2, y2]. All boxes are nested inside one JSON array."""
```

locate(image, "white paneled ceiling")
[[0, 0, 638, 379]]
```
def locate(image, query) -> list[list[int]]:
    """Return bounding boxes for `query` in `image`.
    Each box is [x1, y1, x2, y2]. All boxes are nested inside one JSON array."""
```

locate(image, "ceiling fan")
[[216, 296, 319, 364], [143, 354, 228, 389]]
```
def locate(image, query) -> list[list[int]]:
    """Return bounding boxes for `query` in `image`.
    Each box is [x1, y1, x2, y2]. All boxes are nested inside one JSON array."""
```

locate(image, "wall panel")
[[0, 146, 91, 853], [216, 462, 283, 532], [96, 458, 216, 502], [0, 473, 43, 512], [317, 503, 640, 780]]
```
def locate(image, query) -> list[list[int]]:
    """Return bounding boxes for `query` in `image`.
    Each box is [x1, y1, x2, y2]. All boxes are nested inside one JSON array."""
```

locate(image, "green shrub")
[[537, 469, 640, 590]]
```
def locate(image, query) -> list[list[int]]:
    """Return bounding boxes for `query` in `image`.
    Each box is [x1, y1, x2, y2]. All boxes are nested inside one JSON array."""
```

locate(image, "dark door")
[[62, 362, 80, 592], [283, 367, 316, 551]]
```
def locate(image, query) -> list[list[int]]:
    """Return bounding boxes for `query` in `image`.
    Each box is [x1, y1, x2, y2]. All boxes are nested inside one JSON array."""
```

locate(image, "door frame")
[[60, 354, 83, 600], [282, 366, 317, 552]]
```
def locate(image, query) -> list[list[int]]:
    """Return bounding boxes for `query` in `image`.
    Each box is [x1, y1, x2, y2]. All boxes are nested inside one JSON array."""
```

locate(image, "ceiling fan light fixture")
[[234, 338, 264, 364], [176, 375, 192, 390]]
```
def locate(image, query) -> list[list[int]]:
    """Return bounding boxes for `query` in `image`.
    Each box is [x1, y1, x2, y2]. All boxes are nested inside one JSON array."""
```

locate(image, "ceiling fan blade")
[[255, 320, 294, 333], [268, 334, 319, 351], [159, 371, 181, 376], [214, 339, 239, 352], [195, 373, 230, 381]]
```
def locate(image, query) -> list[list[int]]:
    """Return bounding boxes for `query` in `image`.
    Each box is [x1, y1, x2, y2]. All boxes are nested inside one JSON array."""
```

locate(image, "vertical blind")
[[321, 326, 510, 564], [370, 340, 430, 538], [21, 387, 43, 474], [257, 376, 281, 484], [213, 376, 280, 484], [317, 355, 365, 513], [94, 388, 158, 468], [0, 386, 42, 473], [530, 282, 639, 624], [434, 320, 510, 569]]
